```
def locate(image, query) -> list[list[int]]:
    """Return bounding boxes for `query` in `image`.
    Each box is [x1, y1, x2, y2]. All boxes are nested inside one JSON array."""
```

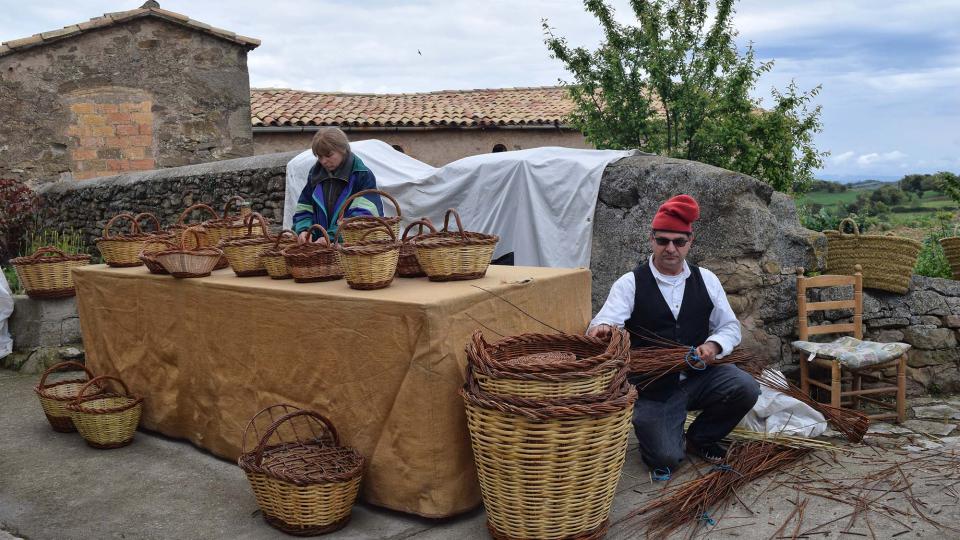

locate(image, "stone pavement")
[[3, 367, 960, 539]]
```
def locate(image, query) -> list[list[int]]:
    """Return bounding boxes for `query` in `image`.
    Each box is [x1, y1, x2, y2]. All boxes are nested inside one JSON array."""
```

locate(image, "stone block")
[[908, 349, 960, 368], [903, 325, 957, 350], [944, 315, 960, 328], [866, 317, 910, 329], [877, 329, 905, 343], [8, 295, 82, 350], [70, 103, 95, 114]]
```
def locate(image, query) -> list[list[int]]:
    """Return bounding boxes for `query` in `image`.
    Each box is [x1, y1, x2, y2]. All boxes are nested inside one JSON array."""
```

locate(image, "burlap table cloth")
[[73, 264, 590, 517]]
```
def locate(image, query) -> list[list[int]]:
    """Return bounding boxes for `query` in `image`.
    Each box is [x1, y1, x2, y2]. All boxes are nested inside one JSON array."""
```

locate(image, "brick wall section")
[[67, 94, 155, 179]]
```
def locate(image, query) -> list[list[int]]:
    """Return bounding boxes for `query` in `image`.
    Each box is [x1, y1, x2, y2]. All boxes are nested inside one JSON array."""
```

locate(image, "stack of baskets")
[[825, 217, 922, 294], [461, 328, 636, 540], [411, 209, 499, 281], [282, 224, 344, 283], [11, 247, 91, 299], [238, 404, 364, 536], [336, 217, 401, 290]]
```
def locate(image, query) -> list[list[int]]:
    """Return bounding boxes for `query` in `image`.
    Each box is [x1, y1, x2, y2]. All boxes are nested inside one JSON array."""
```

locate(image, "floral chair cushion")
[[791, 336, 911, 369]]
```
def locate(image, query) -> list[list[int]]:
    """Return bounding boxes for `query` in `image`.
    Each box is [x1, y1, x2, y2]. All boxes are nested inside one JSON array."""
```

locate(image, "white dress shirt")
[[589, 258, 741, 358]]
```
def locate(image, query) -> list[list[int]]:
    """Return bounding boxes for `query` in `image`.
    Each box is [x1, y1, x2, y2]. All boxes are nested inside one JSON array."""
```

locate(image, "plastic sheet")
[[738, 369, 828, 437]]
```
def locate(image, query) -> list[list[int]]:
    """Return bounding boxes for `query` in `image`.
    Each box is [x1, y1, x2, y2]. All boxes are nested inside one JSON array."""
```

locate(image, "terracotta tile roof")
[[250, 87, 577, 128], [0, 2, 259, 58]]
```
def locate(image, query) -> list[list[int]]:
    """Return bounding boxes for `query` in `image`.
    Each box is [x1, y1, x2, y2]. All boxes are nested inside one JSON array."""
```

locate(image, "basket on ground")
[[336, 217, 401, 290], [66, 375, 143, 449], [220, 212, 274, 277], [282, 224, 343, 283], [238, 404, 364, 536], [12, 247, 91, 299], [825, 217, 921, 294], [261, 229, 299, 279], [154, 227, 224, 278], [97, 213, 149, 267], [334, 189, 402, 243], [940, 225, 960, 280], [461, 371, 636, 540], [34, 361, 100, 432], [411, 208, 499, 281], [397, 219, 436, 278]]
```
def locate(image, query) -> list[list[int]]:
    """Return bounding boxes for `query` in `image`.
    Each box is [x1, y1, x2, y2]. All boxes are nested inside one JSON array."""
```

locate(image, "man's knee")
[[640, 445, 685, 471], [714, 364, 761, 406]]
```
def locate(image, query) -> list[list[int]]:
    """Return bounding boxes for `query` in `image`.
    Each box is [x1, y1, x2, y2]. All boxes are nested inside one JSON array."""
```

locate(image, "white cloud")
[[856, 151, 908, 166], [830, 151, 855, 165]]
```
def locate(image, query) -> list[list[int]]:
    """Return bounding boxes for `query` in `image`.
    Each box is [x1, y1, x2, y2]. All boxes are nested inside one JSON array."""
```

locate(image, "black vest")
[[625, 260, 714, 401]]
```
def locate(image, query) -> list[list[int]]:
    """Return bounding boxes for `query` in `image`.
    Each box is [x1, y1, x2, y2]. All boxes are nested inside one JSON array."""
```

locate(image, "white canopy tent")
[[283, 140, 633, 268]]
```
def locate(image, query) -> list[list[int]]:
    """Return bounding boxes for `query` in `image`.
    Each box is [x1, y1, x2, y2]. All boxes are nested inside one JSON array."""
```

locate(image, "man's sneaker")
[[686, 441, 726, 464]]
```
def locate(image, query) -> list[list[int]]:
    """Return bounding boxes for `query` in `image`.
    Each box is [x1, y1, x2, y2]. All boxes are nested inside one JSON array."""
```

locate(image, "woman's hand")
[[298, 231, 311, 243]]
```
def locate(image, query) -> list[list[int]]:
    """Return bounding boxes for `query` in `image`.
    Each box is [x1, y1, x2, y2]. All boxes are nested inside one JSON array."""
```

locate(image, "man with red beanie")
[[588, 194, 759, 477]]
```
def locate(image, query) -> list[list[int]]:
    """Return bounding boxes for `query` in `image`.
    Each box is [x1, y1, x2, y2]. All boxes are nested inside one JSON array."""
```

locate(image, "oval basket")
[[154, 227, 224, 278], [335, 217, 401, 290], [825, 217, 921, 294], [411, 209, 499, 282], [220, 212, 273, 277], [34, 361, 101, 432], [166, 203, 229, 270], [261, 229, 300, 280], [334, 189, 401, 243], [282, 224, 344, 283], [66, 375, 143, 449], [12, 247, 91, 299], [238, 404, 364, 536], [397, 218, 436, 278], [96, 213, 149, 267]]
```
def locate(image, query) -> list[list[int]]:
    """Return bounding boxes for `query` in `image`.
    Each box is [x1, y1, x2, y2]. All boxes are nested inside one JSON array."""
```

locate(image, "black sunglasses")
[[652, 236, 689, 247]]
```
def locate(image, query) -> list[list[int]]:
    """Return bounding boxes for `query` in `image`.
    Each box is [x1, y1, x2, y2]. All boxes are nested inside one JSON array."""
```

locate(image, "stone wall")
[[0, 17, 255, 184]]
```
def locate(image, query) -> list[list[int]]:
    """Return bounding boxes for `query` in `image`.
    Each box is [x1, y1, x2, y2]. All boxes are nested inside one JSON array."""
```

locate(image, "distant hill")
[[844, 179, 898, 190], [817, 173, 902, 184]]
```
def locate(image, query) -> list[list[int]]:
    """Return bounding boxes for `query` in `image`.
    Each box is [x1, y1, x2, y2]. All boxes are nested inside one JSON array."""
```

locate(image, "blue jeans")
[[632, 364, 760, 469]]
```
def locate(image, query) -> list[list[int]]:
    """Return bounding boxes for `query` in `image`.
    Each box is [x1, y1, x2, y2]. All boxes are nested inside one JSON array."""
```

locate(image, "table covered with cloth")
[[72, 264, 591, 518]]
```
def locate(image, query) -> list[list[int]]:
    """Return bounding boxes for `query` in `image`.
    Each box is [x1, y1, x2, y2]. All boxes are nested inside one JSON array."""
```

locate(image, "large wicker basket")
[[97, 213, 149, 267], [34, 361, 100, 432], [282, 224, 344, 283], [261, 229, 300, 280], [154, 227, 224, 278], [12, 247, 91, 299], [335, 217, 401, 290], [940, 226, 960, 280], [205, 195, 258, 242], [238, 404, 364, 536], [134, 212, 177, 275], [220, 213, 273, 277], [166, 203, 229, 271], [334, 189, 402, 243], [398, 219, 436, 278], [66, 375, 143, 449], [825, 217, 921, 294], [461, 373, 637, 540], [411, 208, 499, 281]]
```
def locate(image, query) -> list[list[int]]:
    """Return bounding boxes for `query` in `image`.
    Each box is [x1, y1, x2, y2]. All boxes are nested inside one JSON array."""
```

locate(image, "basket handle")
[[242, 212, 270, 238], [401, 218, 437, 243], [74, 375, 130, 402], [355, 216, 398, 243], [133, 212, 163, 233], [271, 229, 298, 249], [176, 203, 220, 226], [221, 196, 246, 218], [240, 403, 301, 455], [38, 361, 94, 389], [838, 217, 860, 236], [103, 213, 142, 239], [252, 409, 340, 467], [441, 208, 467, 239], [180, 226, 206, 250], [28, 246, 70, 260], [302, 224, 332, 247], [334, 189, 402, 226]]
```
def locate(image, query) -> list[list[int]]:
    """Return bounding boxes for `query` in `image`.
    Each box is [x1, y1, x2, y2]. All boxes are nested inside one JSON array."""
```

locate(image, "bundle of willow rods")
[[632, 441, 810, 539]]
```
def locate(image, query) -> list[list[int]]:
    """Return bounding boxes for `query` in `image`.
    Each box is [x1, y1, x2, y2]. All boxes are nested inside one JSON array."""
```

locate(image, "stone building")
[[250, 87, 591, 166], [0, 2, 259, 183]]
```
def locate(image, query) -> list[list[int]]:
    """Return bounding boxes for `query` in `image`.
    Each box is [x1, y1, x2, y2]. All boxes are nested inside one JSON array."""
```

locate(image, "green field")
[[799, 190, 958, 214]]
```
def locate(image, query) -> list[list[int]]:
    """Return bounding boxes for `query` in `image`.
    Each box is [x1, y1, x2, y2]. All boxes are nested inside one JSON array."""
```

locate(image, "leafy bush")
[[915, 213, 954, 278], [2, 265, 19, 294]]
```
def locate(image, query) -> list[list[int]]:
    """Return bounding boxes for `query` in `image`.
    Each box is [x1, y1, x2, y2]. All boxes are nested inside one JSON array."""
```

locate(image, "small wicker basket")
[[940, 225, 960, 280], [97, 213, 149, 267], [154, 227, 224, 278], [336, 217, 401, 290], [334, 189, 402, 243], [282, 224, 344, 283], [66, 375, 143, 449], [167, 203, 229, 270], [238, 404, 364, 536], [261, 229, 299, 280], [205, 195, 258, 242], [397, 219, 436, 278], [825, 217, 921, 294], [411, 208, 499, 281], [11, 247, 91, 299], [34, 361, 101, 432], [134, 212, 177, 275], [220, 212, 274, 277]]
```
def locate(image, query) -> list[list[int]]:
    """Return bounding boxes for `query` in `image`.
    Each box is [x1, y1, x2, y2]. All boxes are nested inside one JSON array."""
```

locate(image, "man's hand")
[[695, 341, 722, 363], [587, 324, 613, 339]]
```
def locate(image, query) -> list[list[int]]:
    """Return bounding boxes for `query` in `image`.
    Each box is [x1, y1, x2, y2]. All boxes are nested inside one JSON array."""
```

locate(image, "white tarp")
[[0, 268, 13, 359], [284, 140, 634, 268], [738, 370, 828, 438]]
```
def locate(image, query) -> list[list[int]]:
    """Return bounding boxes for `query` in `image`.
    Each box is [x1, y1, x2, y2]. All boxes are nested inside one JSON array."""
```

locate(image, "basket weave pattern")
[[825, 218, 921, 294], [220, 212, 273, 277], [398, 219, 436, 278], [334, 189, 402, 243], [940, 230, 960, 280], [155, 228, 223, 278], [282, 225, 343, 283], [34, 361, 100, 432], [336, 218, 401, 290], [12, 247, 91, 299], [412, 209, 499, 281], [261, 230, 299, 280], [97, 213, 149, 267], [66, 375, 143, 449]]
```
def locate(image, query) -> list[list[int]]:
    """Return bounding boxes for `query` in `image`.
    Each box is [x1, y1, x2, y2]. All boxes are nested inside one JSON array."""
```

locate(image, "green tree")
[[935, 171, 960, 205], [543, 0, 826, 193]]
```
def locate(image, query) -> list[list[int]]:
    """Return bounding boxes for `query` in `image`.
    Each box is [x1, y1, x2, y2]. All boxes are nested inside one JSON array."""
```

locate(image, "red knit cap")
[[651, 194, 700, 233]]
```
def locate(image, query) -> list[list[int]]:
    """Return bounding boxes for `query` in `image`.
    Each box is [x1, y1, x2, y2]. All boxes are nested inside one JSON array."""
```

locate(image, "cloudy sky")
[[2, 0, 959, 181]]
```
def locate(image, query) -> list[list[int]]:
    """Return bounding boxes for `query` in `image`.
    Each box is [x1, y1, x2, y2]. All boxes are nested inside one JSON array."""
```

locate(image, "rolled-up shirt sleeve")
[[700, 268, 742, 358], [588, 272, 635, 329]]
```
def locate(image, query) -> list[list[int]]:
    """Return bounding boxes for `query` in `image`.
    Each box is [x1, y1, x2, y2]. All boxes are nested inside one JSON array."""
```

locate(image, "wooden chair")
[[794, 266, 908, 423]]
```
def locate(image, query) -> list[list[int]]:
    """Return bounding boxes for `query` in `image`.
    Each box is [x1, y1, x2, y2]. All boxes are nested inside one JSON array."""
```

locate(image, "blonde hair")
[[311, 127, 350, 157]]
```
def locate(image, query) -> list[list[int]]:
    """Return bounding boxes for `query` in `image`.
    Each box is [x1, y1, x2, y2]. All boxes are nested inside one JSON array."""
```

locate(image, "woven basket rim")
[[66, 392, 143, 414], [12, 251, 91, 266], [35, 378, 99, 400], [238, 441, 364, 485], [337, 239, 401, 256], [412, 230, 499, 248], [470, 330, 630, 376]]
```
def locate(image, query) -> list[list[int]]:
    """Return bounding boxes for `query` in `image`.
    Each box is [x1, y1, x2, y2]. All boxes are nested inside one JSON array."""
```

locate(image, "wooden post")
[[796, 268, 811, 396], [853, 264, 863, 339], [831, 360, 842, 409]]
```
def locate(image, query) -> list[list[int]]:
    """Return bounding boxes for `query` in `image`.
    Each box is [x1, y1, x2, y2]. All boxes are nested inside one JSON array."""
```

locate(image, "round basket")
[[468, 329, 630, 400], [96, 213, 149, 267], [133, 212, 177, 275], [825, 218, 921, 294], [34, 361, 101, 432], [220, 212, 274, 277], [11, 247, 91, 299], [411, 209, 499, 281], [66, 375, 143, 449], [334, 189, 402, 243], [940, 225, 960, 280], [205, 196, 259, 242], [397, 219, 436, 278], [154, 227, 224, 278], [238, 404, 364, 536], [335, 217, 401, 290], [166, 203, 229, 270], [282, 224, 344, 283], [460, 374, 637, 540], [261, 230, 299, 280]]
